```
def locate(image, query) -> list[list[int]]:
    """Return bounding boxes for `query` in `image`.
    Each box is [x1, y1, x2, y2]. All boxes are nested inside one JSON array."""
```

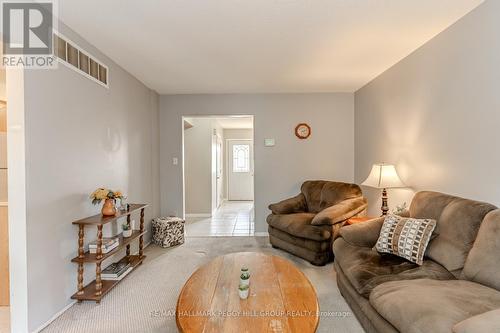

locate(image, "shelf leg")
[[95, 224, 103, 297], [77, 262, 84, 295], [95, 261, 102, 297], [126, 214, 131, 256], [139, 208, 145, 258], [77, 225, 85, 295], [96, 225, 103, 260], [78, 224, 85, 259]]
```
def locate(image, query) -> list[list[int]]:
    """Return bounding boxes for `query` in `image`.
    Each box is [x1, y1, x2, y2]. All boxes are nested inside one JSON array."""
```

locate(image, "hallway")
[[185, 201, 254, 237]]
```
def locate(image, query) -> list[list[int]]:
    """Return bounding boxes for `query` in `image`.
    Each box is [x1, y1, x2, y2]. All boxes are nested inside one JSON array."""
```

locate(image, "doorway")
[[183, 115, 254, 237]]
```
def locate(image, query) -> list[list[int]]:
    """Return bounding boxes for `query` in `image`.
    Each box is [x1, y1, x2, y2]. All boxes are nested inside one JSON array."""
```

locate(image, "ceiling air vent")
[[53, 33, 109, 88]]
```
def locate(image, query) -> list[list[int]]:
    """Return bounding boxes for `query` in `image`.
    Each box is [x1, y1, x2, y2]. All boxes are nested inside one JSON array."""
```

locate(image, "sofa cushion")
[[333, 238, 454, 298], [268, 226, 331, 253], [410, 191, 497, 275], [266, 213, 331, 241], [338, 216, 385, 248], [375, 215, 436, 265], [319, 181, 363, 210], [268, 193, 307, 215], [453, 309, 500, 333], [463, 209, 500, 290], [300, 180, 363, 213], [370, 279, 500, 333], [269, 234, 331, 265], [311, 197, 367, 226], [301, 181, 327, 213]]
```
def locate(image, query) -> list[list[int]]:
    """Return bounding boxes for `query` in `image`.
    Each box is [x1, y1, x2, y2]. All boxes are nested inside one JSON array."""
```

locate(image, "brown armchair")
[[267, 180, 367, 265]]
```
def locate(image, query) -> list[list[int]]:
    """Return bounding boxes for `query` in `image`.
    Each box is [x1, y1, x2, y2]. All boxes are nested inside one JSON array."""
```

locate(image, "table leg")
[[95, 225, 103, 296], [139, 208, 144, 258]]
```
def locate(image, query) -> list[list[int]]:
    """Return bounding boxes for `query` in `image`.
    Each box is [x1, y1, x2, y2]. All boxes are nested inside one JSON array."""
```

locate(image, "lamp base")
[[381, 188, 389, 216]]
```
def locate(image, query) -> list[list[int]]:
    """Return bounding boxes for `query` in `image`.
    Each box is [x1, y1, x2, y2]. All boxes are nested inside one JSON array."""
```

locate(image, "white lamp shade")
[[362, 163, 405, 189]]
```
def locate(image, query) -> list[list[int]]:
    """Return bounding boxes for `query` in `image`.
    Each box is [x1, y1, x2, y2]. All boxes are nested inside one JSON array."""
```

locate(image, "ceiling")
[[59, 0, 484, 94]]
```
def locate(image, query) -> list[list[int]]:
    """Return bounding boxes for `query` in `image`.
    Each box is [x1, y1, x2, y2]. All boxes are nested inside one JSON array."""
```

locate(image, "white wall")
[[160, 93, 354, 232], [22, 21, 160, 331], [223, 128, 253, 199], [355, 0, 500, 215], [6, 67, 29, 333], [184, 118, 212, 215], [0, 68, 6, 101], [0, 69, 6, 131], [224, 129, 253, 140]]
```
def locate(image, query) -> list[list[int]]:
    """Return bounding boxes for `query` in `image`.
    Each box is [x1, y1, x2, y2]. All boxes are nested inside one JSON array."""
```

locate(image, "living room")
[[1, 0, 499, 332]]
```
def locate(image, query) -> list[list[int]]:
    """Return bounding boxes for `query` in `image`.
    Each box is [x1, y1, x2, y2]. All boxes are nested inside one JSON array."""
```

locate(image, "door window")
[[232, 144, 250, 173]]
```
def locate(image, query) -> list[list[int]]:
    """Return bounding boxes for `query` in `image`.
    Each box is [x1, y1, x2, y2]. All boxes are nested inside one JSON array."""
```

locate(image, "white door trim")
[[215, 133, 223, 210]]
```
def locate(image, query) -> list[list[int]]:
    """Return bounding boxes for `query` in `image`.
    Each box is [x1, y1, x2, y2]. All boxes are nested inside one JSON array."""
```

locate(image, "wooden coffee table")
[[176, 252, 319, 332]]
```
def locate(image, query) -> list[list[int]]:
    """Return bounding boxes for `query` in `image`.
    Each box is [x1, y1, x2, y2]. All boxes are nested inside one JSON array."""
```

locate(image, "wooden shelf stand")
[[71, 204, 148, 303]]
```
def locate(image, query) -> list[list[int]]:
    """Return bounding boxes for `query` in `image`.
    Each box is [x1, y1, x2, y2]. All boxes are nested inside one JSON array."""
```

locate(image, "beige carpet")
[[43, 237, 364, 333]]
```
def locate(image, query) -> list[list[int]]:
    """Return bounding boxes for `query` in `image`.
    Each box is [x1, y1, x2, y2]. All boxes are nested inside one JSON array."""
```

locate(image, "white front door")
[[228, 140, 254, 200]]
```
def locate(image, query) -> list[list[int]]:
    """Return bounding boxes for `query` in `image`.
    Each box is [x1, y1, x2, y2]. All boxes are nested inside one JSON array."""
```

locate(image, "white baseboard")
[[33, 241, 153, 332], [32, 300, 76, 333], [185, 213, 211, 218], [254, 232, 269, 237]]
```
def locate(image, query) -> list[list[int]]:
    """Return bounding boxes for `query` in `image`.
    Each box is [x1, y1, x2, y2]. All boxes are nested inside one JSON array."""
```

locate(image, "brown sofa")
[[334, 191, 500, 333], [267, 180, 367, 266]]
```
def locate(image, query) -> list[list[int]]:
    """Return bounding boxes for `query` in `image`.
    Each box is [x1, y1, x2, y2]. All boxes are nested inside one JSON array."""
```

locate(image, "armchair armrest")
[[338, 216, 385, 248], [453, 309, 500, 333], [311, 197, 368, 226], [268, 193, 307, 215]]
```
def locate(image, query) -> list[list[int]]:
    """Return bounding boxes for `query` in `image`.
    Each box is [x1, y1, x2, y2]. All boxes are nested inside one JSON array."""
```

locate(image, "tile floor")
[[185, 201, 254, 237]]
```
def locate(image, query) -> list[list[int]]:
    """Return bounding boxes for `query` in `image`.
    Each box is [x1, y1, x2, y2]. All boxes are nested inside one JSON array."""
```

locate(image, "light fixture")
[[362, 163, 405, 216]]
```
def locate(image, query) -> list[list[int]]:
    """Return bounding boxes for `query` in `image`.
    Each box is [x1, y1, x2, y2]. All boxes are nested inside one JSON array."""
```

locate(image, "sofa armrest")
[[268, 193, 307, 215], [453, 309, 500, 333], [311, 197, 368, 226], [338, 216, 385, 248]]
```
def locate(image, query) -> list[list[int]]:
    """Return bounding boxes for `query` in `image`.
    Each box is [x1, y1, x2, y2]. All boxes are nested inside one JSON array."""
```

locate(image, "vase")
[[122, 229, 132, 237], [101, 198, 117, 216]]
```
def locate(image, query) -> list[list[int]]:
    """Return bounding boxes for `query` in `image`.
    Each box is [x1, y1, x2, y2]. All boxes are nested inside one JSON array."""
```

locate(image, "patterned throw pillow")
[[375, 215, 436, 265]]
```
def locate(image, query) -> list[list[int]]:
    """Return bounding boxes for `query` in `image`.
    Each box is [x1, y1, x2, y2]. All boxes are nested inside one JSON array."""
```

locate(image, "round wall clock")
[[295, 123, 311, 139]]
